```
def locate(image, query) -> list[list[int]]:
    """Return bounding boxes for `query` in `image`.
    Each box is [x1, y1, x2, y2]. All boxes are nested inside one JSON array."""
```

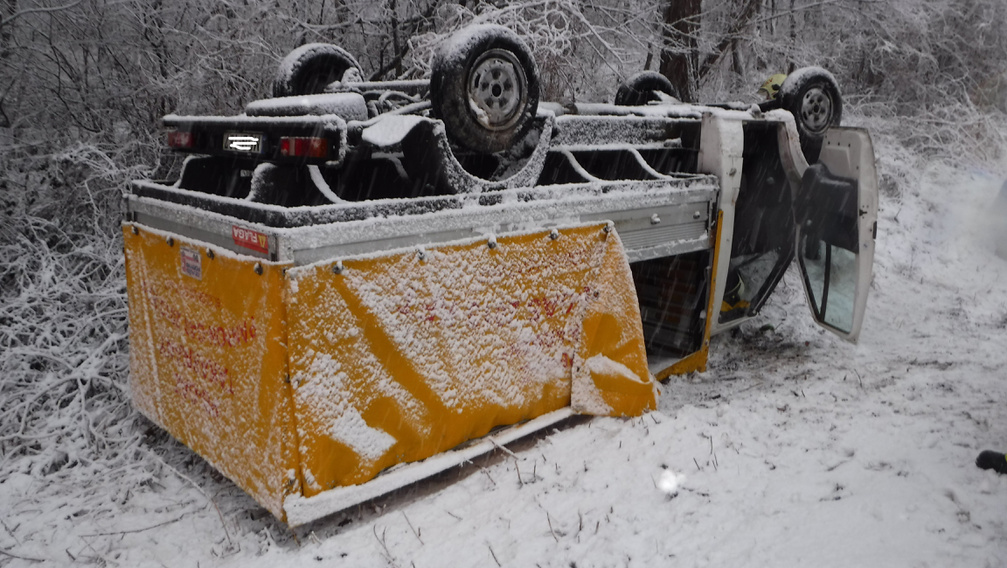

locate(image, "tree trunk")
[[0, 0, 13, 127], [788, 0, 797, 73], [0, 0, 14, 52], [659, 0, 701, 102]]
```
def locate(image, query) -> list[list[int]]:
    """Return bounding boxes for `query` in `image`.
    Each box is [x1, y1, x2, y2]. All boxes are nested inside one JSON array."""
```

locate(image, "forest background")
[[1, 0, 1007, 561]]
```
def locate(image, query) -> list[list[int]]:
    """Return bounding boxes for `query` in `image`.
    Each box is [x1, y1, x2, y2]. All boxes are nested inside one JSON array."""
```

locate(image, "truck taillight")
[[167, 130, 194, 149], [280, 137, 328, 159]]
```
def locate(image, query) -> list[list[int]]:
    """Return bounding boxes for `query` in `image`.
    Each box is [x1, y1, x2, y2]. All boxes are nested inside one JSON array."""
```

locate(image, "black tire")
[[273, 43, 362, 98], [615, 71, 680, 106], [430, 25, 539, 154], [779, 68, 843, 162]]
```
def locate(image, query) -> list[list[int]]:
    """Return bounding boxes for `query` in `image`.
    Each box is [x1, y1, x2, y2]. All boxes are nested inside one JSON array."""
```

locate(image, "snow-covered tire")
[[430, 25, 539, 154], [779, 67, 843, 162], [615, 71, 680, 106], [273, 43, 362, 98]]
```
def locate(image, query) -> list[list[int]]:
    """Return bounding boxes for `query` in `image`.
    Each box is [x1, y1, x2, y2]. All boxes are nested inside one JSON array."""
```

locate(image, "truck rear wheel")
[[273, 43, 362, 98], [430, 25, 539, 154], [779, 68, 842, 162]]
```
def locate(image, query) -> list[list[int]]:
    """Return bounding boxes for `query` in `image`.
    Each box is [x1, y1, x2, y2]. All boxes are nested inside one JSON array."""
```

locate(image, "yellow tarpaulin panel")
[[124, 221, 655, 518], [123, 225, 298, 519], [285, 224, 656, 495]]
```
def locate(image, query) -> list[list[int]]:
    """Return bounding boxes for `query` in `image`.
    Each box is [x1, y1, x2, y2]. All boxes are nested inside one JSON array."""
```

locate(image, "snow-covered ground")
[[3, 120, 1007, 567]]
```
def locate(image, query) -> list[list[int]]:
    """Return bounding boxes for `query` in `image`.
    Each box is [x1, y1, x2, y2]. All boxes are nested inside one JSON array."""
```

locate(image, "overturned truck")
[[122, 25, 878, 525]]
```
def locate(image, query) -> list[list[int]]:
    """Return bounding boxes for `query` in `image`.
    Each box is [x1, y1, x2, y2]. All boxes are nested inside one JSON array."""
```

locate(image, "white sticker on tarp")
[[180, 246, 202, 280]]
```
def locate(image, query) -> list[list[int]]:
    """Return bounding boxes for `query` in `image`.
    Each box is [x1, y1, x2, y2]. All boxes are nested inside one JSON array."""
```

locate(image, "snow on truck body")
[[122, 25, 878, 526]]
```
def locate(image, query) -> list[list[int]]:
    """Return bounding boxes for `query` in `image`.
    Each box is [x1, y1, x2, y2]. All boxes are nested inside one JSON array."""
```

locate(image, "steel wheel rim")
[[467, 49, 527, 132], [800, 86, 833, 134]]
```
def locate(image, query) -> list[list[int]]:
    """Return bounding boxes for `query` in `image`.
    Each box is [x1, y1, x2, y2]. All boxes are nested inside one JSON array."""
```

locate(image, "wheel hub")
[[800, 87, 833, 133], [467, 49, 527, 132]]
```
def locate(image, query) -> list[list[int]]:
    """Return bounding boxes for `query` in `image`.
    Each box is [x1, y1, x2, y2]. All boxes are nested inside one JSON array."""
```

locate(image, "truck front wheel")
[[779, 68, 843, 162]]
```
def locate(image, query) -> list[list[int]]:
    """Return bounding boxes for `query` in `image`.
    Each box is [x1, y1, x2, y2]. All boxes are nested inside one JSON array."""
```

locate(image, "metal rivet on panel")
[[254, 262, 263, 275], [166, 237, 174, 247], [206, 248, 215, 259], [332, 260, 344, 275], [549, 229, 560, 240]]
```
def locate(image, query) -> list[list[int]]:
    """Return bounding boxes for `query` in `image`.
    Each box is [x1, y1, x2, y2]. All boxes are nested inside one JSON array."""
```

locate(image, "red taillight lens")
[[279, 137, 328, 159], [167, 130, 194, 149]]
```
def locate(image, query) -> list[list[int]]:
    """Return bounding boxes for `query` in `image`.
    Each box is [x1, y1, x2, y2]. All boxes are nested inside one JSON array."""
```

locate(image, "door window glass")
[[800, 237, 856, 333]]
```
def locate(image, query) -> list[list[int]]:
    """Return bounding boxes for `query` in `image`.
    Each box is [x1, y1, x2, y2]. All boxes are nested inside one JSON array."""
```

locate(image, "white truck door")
[[795, 128, 878, 343]]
